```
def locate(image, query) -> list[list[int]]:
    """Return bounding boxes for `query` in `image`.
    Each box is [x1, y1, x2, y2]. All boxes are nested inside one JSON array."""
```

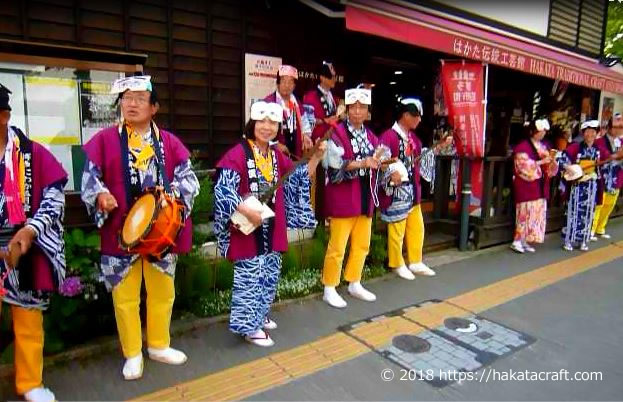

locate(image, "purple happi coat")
[[512, 139, 554, 204], [216, 143, 291, 261], [378, 128, 422, 210], [593, 136, 611, 205], [303, 89, 332, 143], [5, 132, 67, 293], [324, 122, 379, 218], [82, 126, 192, 256]]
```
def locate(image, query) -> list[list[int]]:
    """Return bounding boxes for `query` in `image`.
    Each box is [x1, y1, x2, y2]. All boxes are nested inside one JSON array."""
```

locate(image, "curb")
[[0, 241, 511, 380]]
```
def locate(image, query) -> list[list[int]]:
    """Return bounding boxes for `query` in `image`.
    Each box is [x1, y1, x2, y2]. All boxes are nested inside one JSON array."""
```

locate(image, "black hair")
[[319, 62, 335, 79], [243, 118, 282, 140], [524, 120, 538, 137], [243, 119, 257, 139]]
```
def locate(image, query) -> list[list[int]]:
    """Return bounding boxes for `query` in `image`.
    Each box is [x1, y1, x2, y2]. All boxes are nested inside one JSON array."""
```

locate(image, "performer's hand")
[[245, 209, 263, 228], [538, 156, 552, 165], [363, 156, 380, 170], [9, 226, 36, 256], [390, 171, 402, 186], [313, 140, 327, 159], [324, 115, 339, 125], [97, 192, 118, 213], [302, 135, 313, 152], [237, 202, 263, 228]]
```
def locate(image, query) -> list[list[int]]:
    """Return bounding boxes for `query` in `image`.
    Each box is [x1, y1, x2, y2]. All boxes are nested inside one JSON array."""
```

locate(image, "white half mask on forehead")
[[581, 120, 599, 130], [535, 119, 550, 132], [345, 88, 372, 105], [250, 101, 283, 122], [111, 75, 152, 94], [400, 97, 423, 116]]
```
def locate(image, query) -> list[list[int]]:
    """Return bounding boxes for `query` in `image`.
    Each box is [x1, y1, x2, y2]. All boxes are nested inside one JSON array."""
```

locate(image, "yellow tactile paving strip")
[[132, 242, 623, 401]]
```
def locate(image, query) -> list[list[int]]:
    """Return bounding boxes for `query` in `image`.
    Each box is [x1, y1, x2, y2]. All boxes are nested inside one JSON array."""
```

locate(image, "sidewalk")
[[2, 219, 622, 401]]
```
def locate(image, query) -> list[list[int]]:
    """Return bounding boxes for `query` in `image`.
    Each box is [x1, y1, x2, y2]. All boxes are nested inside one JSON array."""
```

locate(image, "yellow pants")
[[112, 257, 175, 358], [592, 190, 620, 235], [387, 205, 425, 268], [322, 216, 372, 287], [0, 305, 44, 395]]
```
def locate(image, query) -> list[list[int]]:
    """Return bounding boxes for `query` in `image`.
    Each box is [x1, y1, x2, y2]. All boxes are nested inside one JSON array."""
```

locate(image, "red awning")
[[346, 0, 623, 95]]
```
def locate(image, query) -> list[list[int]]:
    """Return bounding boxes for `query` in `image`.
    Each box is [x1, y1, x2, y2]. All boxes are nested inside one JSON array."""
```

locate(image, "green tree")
[[604, 1, 623, 59]]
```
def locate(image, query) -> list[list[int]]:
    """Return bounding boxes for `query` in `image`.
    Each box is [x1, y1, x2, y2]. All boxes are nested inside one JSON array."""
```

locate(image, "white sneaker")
[[599, 233, 611, 239], [122, 354, 144, 381], [580, 243, 589, 251], [510, 241, 525, 254], [24, 387, 56, 402], [147, 347, 187, 365], [522, 243, 536, 253], [408, 262, 436, 276], [245, 329, 274, 347], [562, 243, 573, 251], [263, 317, 278, 330], [394, 265, 415, 280], [590, 235, 598, 242], [347, 281, 376, 302], [323, 286, 347, 308]]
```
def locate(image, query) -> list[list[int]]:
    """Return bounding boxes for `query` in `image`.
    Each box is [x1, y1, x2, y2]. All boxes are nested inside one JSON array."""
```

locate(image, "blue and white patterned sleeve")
[[283, 164, 317, 229], [171, 160, 200, 220], [26, 181, 65, 239], [26, 180, 67, 286], [419, 148, 436, 188], [327, 159, 359, 184], [302, 104, 315, 135], [81, 158, 109, 228], [559, 151, 572, 170], [214, 168, 243, 257]]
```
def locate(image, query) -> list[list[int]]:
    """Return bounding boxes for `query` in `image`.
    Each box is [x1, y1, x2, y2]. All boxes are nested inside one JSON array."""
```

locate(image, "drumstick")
[[0, 243, 20, 298]]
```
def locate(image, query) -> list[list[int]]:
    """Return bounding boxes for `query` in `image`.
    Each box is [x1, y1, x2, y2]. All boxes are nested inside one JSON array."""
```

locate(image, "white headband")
[[111, 75, 152, 94], [581, 120, 599, 130], [250, 101, 283, 123], [345, 88, 371, 105], [535, 119, 550, 132]]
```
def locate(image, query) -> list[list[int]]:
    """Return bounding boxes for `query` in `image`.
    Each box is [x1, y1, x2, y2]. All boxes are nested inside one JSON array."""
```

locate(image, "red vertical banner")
[[441, 61, 485, 211]]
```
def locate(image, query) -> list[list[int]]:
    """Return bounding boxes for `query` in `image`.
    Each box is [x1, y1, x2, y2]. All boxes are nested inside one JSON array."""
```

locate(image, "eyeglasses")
[[121, 96, 150, 105]]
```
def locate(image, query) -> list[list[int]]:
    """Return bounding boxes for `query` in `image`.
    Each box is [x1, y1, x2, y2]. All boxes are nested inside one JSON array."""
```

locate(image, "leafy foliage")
[[605, 2, 623, 59]]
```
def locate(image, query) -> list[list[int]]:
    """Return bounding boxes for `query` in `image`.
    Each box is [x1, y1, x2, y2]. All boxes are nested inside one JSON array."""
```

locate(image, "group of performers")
[[1, 60, 622, 401], [512, 115, 623, 254], [215, 61, 453, 338]]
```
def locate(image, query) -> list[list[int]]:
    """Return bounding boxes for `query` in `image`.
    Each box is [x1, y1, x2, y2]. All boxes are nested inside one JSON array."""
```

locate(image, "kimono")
[[303, 85, 337, 142], [0, 126, 67, 309], [81, 123, 199, 290], [560, 141, 600, 246], [512, 139, 558, 243], [214, 140, 315, 336], [378, 123, 435, 222]]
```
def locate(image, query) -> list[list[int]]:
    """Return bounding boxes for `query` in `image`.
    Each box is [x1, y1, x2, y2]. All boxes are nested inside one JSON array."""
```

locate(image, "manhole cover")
[[477, 331, 493, 340], [392, 335, 431, 353], [444, 317, 478, 333]]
